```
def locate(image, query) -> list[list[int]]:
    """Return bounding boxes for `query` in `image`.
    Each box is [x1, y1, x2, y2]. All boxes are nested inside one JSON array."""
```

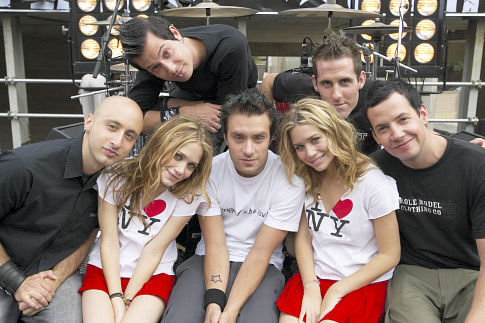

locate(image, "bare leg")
[[82, 289, 115, 323], [121, 294, 165, 323], [279, 312, 299, 323]]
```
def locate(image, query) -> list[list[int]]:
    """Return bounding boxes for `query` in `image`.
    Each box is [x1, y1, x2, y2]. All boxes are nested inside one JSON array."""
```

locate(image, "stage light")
[[79, 15, 98, 36], [104, 0, 124, 11], [417, 0, 437, 16], [108, 39, 123, 58], [81, 39, 100, 59], [360, 19, 375, 41], [132, 0, 151, 12], [389, 0, 409, 16], [389, 19, 408, 40], [361, 0, 380, 12], [386, 43, 406, 61], [414, 43, 434, 63], [104, 15, 122, 35], [415, 19, 436, 40], [77, 0, 96, 12], [137, 14, 149, 18]]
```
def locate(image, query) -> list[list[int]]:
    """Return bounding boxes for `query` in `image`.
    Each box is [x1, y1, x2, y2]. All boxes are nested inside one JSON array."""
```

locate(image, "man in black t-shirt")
[[366, 79, 485, 323], [260, 34, 379, 155], [118, 16, 258, 141]]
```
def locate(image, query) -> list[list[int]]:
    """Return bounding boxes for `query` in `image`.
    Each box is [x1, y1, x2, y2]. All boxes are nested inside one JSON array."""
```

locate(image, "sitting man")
[[366, 79, 485, 322], [0, 96, 144, 322], [260, 34, 378, 155], [118, 16, 258, 151], [161, 89, 305, 323]]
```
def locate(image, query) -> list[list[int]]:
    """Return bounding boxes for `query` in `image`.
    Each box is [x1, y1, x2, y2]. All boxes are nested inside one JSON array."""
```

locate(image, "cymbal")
[[161, 2, 258, 18], [110, 63, 138, 72], [343, 22, 413, 35], [279, 4, 381, 19], [87, 16, 132, 26]]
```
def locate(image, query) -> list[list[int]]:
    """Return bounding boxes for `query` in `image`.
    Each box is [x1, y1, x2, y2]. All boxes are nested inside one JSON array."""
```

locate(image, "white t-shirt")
[[89, 172, 201, 277], [306, 167, 399, 282], [195, 151, 305, 270]]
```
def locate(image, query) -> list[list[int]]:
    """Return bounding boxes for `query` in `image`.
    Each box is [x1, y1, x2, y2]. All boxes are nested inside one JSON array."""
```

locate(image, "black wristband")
[[0, 260, 27, 295], [160, 107, 180, 122], [204, 288, 226, 311], [109, 292, 124, 299]]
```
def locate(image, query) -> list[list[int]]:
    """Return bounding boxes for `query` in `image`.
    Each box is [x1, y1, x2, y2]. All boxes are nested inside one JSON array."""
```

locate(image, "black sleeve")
[[0, 151, 32, 221], [273, 71, 318, 103], [129, 70, 166, 113], [213, 35, 257, 105]]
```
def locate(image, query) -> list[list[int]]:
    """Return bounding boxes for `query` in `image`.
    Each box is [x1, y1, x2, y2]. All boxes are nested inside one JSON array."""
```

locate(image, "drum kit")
[[78, 0, 414, 104]]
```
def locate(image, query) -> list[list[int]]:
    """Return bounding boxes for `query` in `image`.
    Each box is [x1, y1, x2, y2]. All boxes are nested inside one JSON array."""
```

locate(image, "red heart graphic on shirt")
[[332, 199, 353, 219], [143, 199, 166, 218]]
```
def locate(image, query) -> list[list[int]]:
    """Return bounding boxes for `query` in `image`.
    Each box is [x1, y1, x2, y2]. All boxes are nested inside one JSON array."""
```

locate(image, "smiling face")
[[368, 92, 430, 168], [225, 113, 271, 178], [133, 30, 194, 82], [83, 97, 143, 174], [290, 124, 335, 172], [160, 142, 203, 188], [312, 57, 365, 118]]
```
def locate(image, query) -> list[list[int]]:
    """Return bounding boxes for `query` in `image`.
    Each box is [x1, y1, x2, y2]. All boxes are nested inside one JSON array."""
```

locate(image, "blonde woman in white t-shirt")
[[277, 98, 401, 323], [80, 115, 212, 323]]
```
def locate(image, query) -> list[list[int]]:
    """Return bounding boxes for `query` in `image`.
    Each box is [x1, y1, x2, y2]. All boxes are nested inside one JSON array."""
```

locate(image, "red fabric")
[[277, 272, 387, 323], [79, 264, 175, 304], [275, 101, 291, 114]]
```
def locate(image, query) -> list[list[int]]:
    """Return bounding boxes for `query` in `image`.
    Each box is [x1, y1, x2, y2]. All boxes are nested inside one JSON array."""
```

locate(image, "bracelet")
[[123, 297, 132, 306], [160, 107, 180, 122], [109, 292, 124, 299], [303, 279, 320, 286], [204, 288, 226, 311], [0, 260, 27, 295]]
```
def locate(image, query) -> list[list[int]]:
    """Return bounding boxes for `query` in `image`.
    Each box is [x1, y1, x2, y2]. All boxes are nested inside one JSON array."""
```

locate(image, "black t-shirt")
[[372, 136, 485, 270], [272, 70, 379, 155], [0, 135, 99, 275], [129, 24, 258, 112]]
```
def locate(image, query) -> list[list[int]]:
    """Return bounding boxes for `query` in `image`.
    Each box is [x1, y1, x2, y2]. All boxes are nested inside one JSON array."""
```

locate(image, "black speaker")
[[47, 122, 84, 140]]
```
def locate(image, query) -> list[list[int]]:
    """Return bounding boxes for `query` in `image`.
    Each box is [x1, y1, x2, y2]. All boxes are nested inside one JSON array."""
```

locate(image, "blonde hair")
[[279, 98, 373, 203], [104, 115, 212, 222]]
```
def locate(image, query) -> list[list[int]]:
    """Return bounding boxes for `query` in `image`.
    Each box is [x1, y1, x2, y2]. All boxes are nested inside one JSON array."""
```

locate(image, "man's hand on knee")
[[14, 270, 57, 313], [204, 303, 222, 323]]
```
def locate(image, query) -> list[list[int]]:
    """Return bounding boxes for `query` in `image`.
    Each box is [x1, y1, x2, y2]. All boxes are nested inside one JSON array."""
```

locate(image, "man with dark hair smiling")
[[161, 89, 305, 323], [118, 16, 257, 148], [366, 79, 485, 323], [0, 96, 143, 322]]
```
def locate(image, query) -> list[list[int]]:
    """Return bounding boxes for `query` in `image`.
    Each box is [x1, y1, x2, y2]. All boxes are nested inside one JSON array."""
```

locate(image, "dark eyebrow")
[[177, 151, 199, 166], [107, 119, 139, 135], [145, 44, 164, 71]]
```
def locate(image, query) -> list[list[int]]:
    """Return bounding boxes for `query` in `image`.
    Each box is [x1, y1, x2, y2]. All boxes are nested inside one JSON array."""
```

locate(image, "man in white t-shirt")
[[161, 89, 305, 323]]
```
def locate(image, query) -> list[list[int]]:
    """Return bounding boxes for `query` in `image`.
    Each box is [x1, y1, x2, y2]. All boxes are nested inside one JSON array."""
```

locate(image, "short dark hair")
[[365, 79, 423, 119], [117, 16, 177, 67], [311, 34, 362, 79], [221, 89, 279, 138]]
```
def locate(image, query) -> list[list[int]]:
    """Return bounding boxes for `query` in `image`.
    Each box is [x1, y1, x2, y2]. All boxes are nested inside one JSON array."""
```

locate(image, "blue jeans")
[[0, 271, 83, 323]]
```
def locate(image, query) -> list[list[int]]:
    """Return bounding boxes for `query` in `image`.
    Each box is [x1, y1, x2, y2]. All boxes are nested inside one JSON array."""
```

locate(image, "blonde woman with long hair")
[[80, 115, 212, 323], [277, 98, 400, 323]]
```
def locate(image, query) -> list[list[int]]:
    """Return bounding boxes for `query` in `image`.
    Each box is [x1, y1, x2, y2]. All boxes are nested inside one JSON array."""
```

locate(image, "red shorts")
[[277, 272, 388, 323], [78, 265, 175, 305]]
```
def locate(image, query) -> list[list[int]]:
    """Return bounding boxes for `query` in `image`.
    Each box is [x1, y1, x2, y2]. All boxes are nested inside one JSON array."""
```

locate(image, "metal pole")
[[3, 16, 29, 148], [1, 78, 82, 84], [0, 113, 84, 118]]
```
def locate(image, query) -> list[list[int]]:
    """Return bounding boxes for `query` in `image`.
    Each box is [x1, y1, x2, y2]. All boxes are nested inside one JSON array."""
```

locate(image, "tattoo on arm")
[[210, 275, 222, 283]]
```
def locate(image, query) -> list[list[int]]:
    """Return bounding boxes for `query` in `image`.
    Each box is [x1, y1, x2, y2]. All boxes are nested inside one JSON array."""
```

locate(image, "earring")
[[84, 128, 89, 134]]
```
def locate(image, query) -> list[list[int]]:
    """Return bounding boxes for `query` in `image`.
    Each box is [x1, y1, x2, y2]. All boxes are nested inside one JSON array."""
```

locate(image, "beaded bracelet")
[[303, 279, 320, 286]]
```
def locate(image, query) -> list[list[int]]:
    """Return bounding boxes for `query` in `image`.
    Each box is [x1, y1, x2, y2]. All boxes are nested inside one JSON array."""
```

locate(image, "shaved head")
[[82, 96, 144, 174]]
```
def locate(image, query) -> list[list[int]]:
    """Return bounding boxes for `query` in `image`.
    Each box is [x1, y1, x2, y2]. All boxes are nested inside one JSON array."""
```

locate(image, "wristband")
[[0, 260, 27, 296], [204, 288, 226, 311], [109, 292, 124, 299], [160, 107, 180, 122]]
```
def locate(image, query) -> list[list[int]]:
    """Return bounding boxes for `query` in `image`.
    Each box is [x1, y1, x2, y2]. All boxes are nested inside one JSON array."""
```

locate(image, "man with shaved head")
[[0, 96, 143, 322]]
